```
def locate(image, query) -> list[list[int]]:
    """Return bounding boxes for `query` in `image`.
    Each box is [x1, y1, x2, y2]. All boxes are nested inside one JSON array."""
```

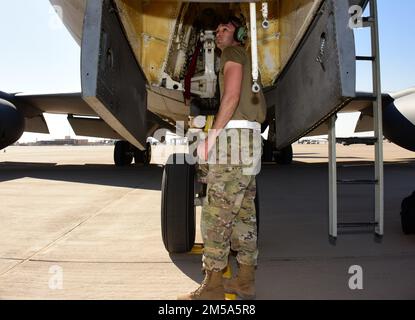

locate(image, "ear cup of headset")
[[229, 15, 247, 43], [234, 26, 247, 43]]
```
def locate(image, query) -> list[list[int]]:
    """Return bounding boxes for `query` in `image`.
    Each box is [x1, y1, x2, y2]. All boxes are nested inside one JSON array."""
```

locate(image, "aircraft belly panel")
[[147, 87, 188, 124], [49, 0, 86, 45], [268, 0, 356, 149], [279, 0, 324, 76], [68, 116, 122, 140], [81, 0, 147, 150]]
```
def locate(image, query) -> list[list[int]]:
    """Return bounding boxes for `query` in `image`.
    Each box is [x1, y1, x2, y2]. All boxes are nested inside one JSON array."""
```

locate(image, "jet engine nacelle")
[[383, 92, 415, 152], [0, 98, 25, 150]]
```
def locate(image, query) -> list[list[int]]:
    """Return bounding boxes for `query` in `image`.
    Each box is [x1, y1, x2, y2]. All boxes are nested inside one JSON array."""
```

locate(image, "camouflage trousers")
[[197, 128, 261, 271], [201, 164, 258, 272]]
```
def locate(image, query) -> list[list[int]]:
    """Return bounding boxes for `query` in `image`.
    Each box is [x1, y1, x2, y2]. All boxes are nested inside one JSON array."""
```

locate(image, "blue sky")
[[0, 0, 414, 141], [355, 0, 415, 92]]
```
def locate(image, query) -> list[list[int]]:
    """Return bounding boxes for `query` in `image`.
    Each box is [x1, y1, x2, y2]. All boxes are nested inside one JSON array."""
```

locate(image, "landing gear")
[[114, 141, 133, 167], [160, 153, 261, 254], [262, 140, 293, 165], [161, 154, 196, 253], [262, 139, 275, 163], [275, 145, 293, 165], [114, 141, 152, 166], [134, 142, 152, 165]]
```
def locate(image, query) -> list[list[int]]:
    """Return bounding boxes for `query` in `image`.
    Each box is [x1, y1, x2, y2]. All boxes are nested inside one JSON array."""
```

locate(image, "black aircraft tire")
[[262, 140, 274, 163], [134, 149, 143, 164], [161, 154, 196, 253], [134, 143, 152, 165], [114, 141, 133, 167], [143, 142, 152, 165], [275, 145, 293, 165]]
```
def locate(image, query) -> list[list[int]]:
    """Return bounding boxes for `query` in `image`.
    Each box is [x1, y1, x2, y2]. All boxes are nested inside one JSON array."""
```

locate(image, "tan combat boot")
[[177, 270, 225, 300], [224, 264, 256, 300]]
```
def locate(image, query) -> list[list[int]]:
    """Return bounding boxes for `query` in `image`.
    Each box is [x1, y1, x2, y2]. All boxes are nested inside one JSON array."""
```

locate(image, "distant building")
[[15, 138, 116, 146], [37, 138, 89, 146]]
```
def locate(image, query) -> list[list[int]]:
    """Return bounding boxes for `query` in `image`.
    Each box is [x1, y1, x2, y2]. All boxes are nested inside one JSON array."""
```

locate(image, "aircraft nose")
[[394, 93, 415, 126], [383, 93, 415, 152]]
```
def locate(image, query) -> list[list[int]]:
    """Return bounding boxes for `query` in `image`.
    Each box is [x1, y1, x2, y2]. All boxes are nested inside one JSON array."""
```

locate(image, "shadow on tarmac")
[[166, 159, 415, 299], [0, 162, 163, 190]]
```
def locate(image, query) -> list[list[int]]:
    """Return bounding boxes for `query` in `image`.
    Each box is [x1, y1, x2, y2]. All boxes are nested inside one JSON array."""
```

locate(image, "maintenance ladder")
[[328, 0, 384, 242]]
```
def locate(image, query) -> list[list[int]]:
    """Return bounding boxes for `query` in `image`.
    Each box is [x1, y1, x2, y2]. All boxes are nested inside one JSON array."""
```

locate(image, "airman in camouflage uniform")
[[178, 15, 266, 301]]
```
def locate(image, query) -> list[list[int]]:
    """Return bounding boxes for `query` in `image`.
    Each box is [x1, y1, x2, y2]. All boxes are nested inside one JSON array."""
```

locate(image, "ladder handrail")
[[370, 0, 384, 237], [328, 0, 384, 241]]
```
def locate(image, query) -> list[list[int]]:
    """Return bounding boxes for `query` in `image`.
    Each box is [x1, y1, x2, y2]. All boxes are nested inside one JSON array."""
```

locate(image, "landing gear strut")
[[275, 145, 293, 165], [134, 142, 152, 165], [114, 141, 152, 166], [262, 140, 293, 165]]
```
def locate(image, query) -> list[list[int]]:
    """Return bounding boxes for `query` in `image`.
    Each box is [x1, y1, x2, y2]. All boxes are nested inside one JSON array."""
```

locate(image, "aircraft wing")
[[305, 88, 415, 153], [1, 91, 97, 136], [0, 91, 176, 142], [304, 92, 391, 136], [10, 92, 97, 117]]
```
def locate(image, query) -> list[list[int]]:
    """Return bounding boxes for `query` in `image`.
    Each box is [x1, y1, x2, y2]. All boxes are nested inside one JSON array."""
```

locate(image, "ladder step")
[[362, 17, 375, 28], [353, 94, 377, 101], [337, 179, 378, 185], [337, 137, 378, 146], [338, 222, 378, 228], [356, 56, 375, 61]]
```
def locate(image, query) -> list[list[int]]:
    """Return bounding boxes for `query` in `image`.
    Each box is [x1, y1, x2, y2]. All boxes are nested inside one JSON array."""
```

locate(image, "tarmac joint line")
[[0, 189, 137, 278]]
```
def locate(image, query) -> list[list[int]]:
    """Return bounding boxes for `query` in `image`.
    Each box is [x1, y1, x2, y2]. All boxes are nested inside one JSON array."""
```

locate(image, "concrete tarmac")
[[0, 143, 414, 299]]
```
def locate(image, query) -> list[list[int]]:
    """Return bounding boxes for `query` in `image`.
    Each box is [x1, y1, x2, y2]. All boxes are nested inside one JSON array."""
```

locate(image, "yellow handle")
[[204, 115, 215, 132]]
